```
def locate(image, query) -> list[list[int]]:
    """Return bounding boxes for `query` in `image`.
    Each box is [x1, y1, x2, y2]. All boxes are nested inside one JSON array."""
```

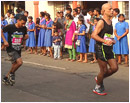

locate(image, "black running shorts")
[[7, 51, 21, 64], [95, 44, 115, 61]]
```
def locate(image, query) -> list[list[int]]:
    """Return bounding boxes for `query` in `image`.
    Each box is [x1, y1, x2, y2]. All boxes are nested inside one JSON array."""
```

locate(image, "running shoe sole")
[[93, 89, 107, 96]]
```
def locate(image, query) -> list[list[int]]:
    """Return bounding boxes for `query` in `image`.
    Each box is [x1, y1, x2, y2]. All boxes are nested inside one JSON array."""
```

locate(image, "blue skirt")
[[77, 36, 87, 53], [89, 38, 96, 53], [38, 28, 46, 47], [44, 30, 52, 47], [26, 32, 36, 47], [1, 32, 8, 43], [113, 36, 129, 54]]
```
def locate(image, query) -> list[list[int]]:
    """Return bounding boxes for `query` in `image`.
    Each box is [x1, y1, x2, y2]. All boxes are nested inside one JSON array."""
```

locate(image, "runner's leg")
[[96, 59, 108, 85], [104, 59, 118, 78], [6, 58, 23, 77]]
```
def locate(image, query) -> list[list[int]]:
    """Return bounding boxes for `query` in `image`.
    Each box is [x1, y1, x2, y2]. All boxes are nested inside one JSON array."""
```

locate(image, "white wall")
[[25, 1, 34, 20], [39, 1, 55, 20]]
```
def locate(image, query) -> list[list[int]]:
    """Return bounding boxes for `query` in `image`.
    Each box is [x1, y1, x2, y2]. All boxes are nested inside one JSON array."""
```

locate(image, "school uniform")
[[76, 24, 87, 53], [38, 18, 46, 47], [89, 25, 96, 53], [44, 19, 53, 47], [113, 21, 129, 54], [26, 22, 36, 47], [1, 19, 8, 42]]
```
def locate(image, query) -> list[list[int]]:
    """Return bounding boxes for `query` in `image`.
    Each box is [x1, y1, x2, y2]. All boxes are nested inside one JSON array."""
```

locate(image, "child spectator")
[[37, 12, 46, 55], [35, 18, 40, 54], [44, 13, 53, 57], [53, 30, 61, 60], [74, 15, 87, 63], [113, 14, 129, 67], [26, 16, 36, 54]]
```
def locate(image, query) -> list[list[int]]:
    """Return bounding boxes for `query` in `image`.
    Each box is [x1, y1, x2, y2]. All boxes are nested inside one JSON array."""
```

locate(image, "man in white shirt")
[[73, 8, 79, 28], [5, 10, 12, 24], [112, 8, 120, 36], [82, 9, 91, 33]]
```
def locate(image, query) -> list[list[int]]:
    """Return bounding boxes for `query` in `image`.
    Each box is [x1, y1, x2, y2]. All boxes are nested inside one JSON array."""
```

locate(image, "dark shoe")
[[2, 76, 10, 85], [9, 73, 15, 84]]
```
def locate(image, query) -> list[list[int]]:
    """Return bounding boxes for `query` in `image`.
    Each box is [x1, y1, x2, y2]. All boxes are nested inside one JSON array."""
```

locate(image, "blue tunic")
[[89, 26, 96, 53], [1, 20, 8, 42], [38, 18, 46, 47], [44, 20, 53, 47], [26, 22, 36, 47], [113, 21, 129, 54], [76, 24, 87, 53]]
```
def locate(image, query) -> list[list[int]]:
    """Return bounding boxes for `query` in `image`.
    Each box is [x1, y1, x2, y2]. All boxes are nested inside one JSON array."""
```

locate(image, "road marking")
[[23, 61, 66, 70]]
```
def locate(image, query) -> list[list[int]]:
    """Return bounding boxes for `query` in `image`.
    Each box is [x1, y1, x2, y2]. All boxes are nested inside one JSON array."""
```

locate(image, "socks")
[[95, 84, 101, 89]]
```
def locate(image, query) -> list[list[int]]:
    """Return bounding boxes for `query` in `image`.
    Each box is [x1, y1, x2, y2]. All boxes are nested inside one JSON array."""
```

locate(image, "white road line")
[[23, 61, 66, 70]]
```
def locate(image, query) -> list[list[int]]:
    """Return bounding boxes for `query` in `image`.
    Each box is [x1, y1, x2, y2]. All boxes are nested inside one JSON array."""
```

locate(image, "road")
[[1, 50, 129, 102]]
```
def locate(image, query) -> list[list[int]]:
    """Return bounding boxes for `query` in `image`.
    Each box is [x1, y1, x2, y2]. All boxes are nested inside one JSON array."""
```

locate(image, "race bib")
[[12, 35, 23, 45], [102, 33, 113, 46], [12, 31, 23, 51]]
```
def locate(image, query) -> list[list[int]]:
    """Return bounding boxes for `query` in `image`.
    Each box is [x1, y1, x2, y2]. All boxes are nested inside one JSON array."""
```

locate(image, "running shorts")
[[7, 51, 21, 64], [95, 44, 115, 61]]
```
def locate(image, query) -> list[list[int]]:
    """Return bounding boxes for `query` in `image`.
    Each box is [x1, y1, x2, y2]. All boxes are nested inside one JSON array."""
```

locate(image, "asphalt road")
[[1, 50, 129, 102]]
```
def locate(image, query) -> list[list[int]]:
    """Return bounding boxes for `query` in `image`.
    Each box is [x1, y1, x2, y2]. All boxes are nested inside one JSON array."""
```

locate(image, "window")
[[124, 1, 129, 20]]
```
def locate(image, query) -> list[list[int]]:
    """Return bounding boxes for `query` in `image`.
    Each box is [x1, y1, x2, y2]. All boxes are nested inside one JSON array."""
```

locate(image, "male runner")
[[2, 15, 28, 85], [91, 3, 118, 95]]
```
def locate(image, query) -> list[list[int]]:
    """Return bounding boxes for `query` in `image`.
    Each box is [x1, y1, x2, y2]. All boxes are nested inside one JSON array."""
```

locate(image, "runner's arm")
[[91, 20, 113, 46], [91, 20, 105, 43], [23, 34, 29, 40]]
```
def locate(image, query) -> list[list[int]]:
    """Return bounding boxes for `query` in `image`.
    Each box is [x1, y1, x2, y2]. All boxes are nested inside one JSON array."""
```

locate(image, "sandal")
[[71, 59, 76, 62], [66, 58, 71, 61]]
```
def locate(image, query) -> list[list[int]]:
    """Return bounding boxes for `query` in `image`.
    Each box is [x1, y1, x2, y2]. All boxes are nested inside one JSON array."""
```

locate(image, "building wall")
[[39, 1, 55, 21], [25, 1, 34, 19]]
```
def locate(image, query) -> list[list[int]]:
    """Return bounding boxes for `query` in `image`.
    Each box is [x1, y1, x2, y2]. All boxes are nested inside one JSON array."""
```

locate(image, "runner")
[[91, 3, 118, 95], [1, 15, 28, 86]]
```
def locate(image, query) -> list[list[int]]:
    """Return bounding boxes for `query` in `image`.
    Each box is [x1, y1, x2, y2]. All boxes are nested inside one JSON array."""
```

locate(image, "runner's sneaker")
[[95, 76, 105, 91], [2, 76, 10, 85], [9, 73, 15, 84], [93, 86, 107, 96]]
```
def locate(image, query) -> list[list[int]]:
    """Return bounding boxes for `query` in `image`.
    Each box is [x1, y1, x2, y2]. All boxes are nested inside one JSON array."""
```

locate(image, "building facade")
[[1, 1, 129, 21], [1, 1, 129, 44]]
